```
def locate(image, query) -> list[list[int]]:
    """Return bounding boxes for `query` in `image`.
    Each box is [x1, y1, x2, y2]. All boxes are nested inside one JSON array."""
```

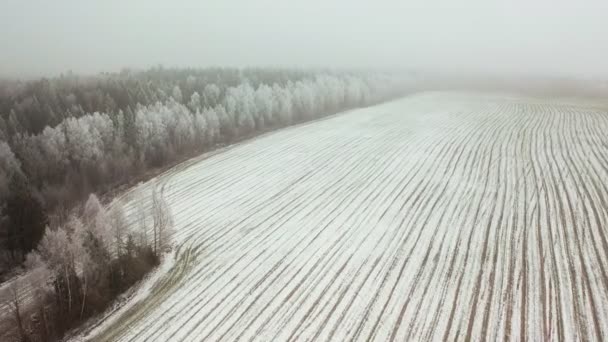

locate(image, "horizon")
[[1, 0, 607, 79]]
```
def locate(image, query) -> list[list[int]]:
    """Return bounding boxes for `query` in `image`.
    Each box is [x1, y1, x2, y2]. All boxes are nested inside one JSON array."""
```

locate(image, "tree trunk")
[[11, 287, 29, 342], [153, 224, 158, 255], [39, 305, 49, 342], [80, 276, 87, 319], [64, 266, 72, 313]]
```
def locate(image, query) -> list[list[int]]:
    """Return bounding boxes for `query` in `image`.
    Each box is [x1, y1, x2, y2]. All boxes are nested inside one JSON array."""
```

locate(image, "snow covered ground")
[[85, 92, 608, 341]]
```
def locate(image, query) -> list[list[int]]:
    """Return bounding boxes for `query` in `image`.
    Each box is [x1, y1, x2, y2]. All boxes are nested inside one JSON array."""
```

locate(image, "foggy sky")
[[1, 0, 607, 78]]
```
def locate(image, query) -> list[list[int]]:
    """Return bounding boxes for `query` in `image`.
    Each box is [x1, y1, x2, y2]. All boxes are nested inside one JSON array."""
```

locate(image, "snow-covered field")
[[86, 92, 608, 341]]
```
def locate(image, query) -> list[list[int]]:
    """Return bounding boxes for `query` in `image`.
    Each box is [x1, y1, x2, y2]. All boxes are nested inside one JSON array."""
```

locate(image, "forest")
[[0, 67, 406, 271], [0, 67, 407, 341]]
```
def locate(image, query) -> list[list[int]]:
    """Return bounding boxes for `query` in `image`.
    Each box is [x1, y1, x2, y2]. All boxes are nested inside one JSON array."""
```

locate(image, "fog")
[[1, 0, 606, 78]]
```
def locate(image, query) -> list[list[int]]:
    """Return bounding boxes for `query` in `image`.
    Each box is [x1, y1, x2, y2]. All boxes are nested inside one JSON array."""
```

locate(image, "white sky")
[[0, 0, 606, 78]]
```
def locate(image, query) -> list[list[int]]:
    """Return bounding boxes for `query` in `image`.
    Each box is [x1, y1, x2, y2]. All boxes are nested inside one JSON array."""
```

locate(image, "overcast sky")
[[0, 0, 606, 78]]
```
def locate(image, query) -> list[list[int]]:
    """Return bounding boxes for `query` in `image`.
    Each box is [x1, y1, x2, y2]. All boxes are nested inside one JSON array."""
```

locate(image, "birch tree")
[[151, 186, 173, 255]]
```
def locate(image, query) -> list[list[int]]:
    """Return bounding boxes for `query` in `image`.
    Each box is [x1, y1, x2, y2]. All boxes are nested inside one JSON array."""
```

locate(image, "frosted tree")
[[315, 75, 344, 112], [108, 205, 127, 258], [255, 84, 275, 127], [224, 92, 237, 120], [214, 104, 235, 140], [170, 102, 195, 151], [39, 125, 68, 179], [64, 115, 104, 169], [65, 215, 94, 318], [105, 110, 131, 180], [134, 103, 171, 164], [292, 81, 316, 119], [133, 106, 153, 162], [188, 91, 202, 112], [82, 193, 112, 252], [72, 209, 114, 318], [151, 186, 173, 255], [171, 85, 183, 103], [193, 110, 208, 145], [204, 106, 221, 144], [273, 84, 293, 124], [83, 194, 104, 226], [87, 113, 114, 153], [225, 84, 256, 134], [203, 84, 221, 107], [37, 226, 77, 312], [38, 227, 70, 273]]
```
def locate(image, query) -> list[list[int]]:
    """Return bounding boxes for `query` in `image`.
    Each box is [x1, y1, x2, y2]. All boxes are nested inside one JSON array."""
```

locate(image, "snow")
[[72, 250, 176, 342], [78, 92, 608, 341]]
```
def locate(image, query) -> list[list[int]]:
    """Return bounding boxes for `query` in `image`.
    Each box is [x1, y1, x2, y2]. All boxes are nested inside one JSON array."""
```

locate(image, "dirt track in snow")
[[87, 92, 608, 341]]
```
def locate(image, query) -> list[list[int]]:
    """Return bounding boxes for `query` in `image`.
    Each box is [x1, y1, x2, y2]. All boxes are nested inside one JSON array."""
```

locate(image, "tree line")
[[0, 68, 406, 274]]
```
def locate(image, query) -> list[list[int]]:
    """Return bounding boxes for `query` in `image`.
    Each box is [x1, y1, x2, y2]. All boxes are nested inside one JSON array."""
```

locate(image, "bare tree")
[[68, 217, 92, 319], [151, 186, 173, 255], [136, 192, 148, 247], [37, 226, 76, 313], [82, 194, 112, 254], [108, 205, 127, 258]]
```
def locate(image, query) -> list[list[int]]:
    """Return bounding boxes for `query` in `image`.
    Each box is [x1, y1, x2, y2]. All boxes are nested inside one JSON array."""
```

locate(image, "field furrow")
[[85, 92, 608, 341]]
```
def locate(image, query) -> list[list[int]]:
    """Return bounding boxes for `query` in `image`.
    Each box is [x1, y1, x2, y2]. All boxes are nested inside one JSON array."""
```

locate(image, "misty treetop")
[[0, 67, 389, 136]]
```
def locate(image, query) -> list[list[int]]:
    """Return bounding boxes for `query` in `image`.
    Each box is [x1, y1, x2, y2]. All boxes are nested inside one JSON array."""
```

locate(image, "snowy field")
[[85, 92, 608, 341]]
